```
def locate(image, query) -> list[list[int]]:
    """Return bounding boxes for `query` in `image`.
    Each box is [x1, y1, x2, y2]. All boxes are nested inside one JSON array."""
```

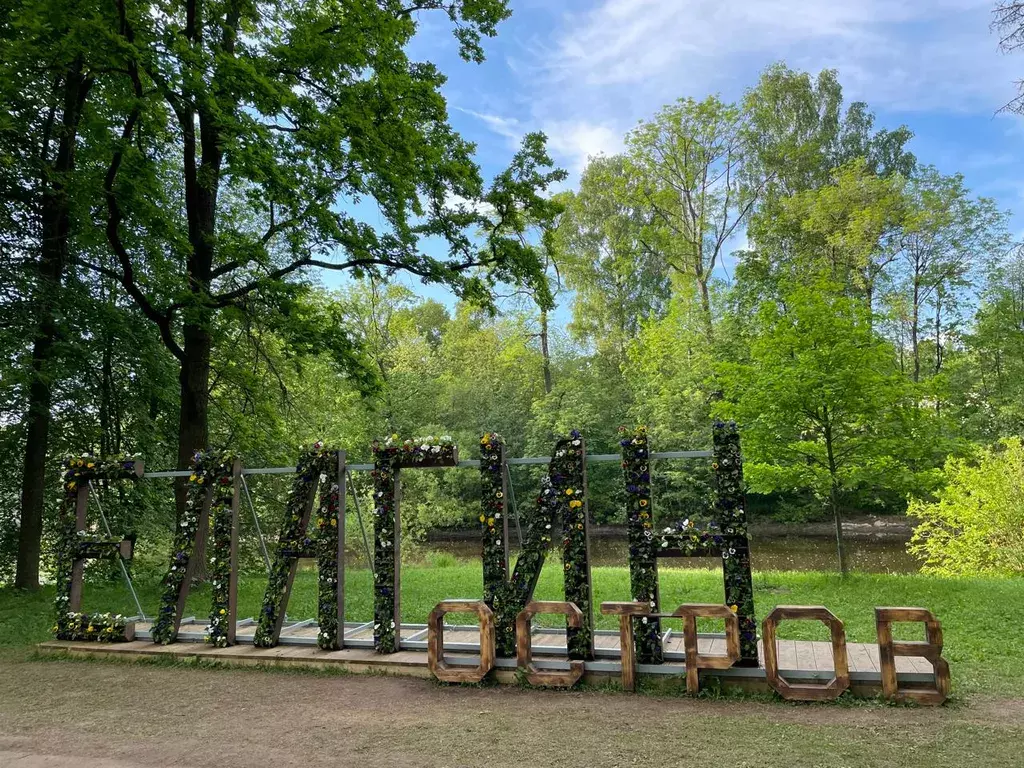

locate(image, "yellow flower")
[[330, 518, 337, 527], [479, 515, 486, 523], [480, 436, 488, 444], [219, 608, 226, 615], [87, 462, 95, 469], [189, 474, 197, 482], [87, 625, 95, 633], [565, 488, 574, 496], [569, 500, 582, 509], [577, 523, 584, 530], [487, 517, 495, 527], [639, 499, 648, 507], [729, 604, 738, 613]]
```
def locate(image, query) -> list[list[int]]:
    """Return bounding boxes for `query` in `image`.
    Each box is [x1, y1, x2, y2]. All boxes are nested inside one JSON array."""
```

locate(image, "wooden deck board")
[[36, 631, 935, 699], [847, 642, 876, 673], [61, 619, 938, 687]]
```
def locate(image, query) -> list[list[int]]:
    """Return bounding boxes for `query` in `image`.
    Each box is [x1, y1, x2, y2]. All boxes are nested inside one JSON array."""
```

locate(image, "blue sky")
[[322, 0, 1024, 314]]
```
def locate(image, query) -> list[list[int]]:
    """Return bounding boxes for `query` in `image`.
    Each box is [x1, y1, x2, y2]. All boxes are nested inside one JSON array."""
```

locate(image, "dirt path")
[[1, 659, 1020, 768]]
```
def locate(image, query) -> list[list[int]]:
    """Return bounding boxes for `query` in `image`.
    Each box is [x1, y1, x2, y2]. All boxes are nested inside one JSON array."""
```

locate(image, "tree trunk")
[[911, 276, 921, 384], [830, 482, 847, 577], [698, 277, 714, 341], [823, 417, 847, 577], [15, 62, 91, 590], [539, 309, 552, 394], [176, 322, 213, 581]]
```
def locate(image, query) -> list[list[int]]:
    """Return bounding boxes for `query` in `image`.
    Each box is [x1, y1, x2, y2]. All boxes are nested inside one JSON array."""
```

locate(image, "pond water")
[[344, 533, 920, 574]]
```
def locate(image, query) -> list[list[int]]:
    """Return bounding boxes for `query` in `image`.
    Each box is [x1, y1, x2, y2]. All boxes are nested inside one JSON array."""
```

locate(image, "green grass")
[[2, 562, 1021, 697]]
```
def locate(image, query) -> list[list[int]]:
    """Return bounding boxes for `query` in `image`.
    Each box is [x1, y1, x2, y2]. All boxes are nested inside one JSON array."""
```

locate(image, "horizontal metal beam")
[[139, 449, 711, 479]]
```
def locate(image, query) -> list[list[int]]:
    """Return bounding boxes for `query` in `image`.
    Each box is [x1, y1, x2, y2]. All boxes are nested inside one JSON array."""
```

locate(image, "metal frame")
[[138, 450, 712, 478]]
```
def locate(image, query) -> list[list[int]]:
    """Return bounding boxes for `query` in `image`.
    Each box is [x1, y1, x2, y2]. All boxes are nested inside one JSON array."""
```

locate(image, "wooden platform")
[[37, 618, 939, 697]]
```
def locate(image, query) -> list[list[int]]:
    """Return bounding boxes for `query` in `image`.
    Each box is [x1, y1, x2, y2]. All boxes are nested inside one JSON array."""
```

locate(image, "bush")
[[908, 438, 1024, 576]]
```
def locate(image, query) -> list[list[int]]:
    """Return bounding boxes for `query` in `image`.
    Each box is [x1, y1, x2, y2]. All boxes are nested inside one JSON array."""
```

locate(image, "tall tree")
[[626, 96, 763, 337], [897, 167, 1008, 383], [1, 0, 116, 588], [718, 281, 910, 575], [993, 2, 1024, 112], [555, 156, 671, 361], [81, 0, 564, 517]]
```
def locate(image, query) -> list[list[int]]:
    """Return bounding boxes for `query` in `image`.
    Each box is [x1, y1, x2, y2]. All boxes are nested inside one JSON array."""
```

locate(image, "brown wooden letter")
[[672, 603, 740, 694], [515, 601, 584, 687], [427, 600, 495, 683], [600, 601, 650, 692], [762, 606, 850, 701], [875, 607, 950, 705]]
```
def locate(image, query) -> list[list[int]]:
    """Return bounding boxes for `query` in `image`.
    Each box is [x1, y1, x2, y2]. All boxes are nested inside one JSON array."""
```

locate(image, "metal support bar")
[[241, 476, 272, 575], [345, 469, 374, 570], [88, 481, 146, 620], [140, 449, 711, 478], [503, 463, 524, 546]]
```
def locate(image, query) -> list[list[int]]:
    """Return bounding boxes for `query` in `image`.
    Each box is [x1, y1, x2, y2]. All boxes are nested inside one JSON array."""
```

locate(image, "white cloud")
[[545, 0, 1011, 112], [542, 119, 625, 174], [454, 107, 523, 146], [456, 107, 623, 179]]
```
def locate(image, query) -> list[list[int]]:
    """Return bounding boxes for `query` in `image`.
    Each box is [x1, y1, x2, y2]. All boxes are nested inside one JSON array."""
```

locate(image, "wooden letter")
[[600, 601, 650, 692], [762, 606, 849, 701], [672, 603, 740, 694], [875, 607, 950, 705], [427, 600, 495, 683], [515, 601, 584, 687]]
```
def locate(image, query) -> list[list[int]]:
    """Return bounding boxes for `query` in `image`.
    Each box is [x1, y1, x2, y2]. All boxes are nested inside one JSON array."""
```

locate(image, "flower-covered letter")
[[53, 454, 144, 642], [253, 445, 345, 650], [150, 451, 240, 646], [371, 436, 458, 653]]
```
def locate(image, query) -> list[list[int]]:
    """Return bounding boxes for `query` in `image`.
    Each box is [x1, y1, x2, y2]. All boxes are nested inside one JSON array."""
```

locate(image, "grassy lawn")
[[1, 562, 1021, 698], [2, 564, 1023, 767]]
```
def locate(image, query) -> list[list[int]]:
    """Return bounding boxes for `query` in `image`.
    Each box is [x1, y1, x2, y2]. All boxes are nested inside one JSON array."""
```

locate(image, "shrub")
[[908, 438, 1024, 576]]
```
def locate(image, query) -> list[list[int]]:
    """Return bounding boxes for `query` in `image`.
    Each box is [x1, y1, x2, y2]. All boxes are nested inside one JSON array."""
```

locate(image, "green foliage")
[[909, 439, 1024, 576]]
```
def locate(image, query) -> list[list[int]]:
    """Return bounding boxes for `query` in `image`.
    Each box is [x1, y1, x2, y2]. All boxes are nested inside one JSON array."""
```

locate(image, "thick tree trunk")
[[176, 323, 213, 581], [15, 63, 91, 590], [16, 335, 56, 590]]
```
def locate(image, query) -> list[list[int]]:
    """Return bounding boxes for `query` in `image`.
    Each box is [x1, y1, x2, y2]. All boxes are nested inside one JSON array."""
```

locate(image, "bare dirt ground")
[[0, 659, 1021, 768]]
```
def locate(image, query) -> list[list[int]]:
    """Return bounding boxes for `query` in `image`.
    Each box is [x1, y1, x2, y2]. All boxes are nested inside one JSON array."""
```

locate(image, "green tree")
[[718, 281, 910, 574], [909, 438, 1024, 576], [1, 0, 115, 588], [895, 167, 1008, 384], [626, 95, 763, 337], [555, 156, 671, 361], [79, 0, 564, 519]]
